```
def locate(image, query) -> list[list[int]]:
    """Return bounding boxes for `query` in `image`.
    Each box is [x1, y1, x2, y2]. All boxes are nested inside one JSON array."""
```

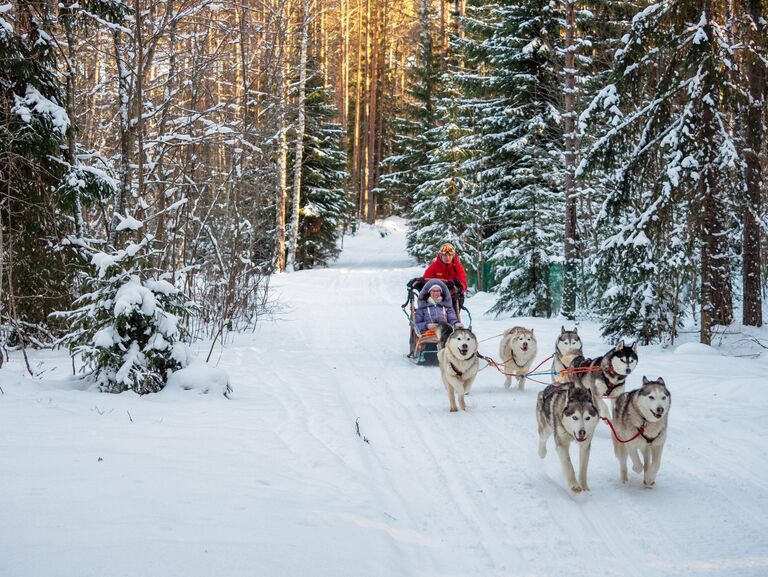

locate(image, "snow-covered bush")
[[54, 234, 197, 394]]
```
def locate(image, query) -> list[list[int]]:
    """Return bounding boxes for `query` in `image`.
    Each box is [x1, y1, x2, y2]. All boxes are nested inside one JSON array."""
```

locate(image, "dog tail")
[[435, 322, 455, 350]]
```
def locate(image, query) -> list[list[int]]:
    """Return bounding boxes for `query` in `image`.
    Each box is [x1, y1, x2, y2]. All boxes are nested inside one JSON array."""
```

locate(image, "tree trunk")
[[365, 0, 379, 224], [274, 0, 290, 272], [288, 0, 311, 269], [561, 0, 578, 320], [60, 4, 84, 238], [742, 0, 764, 327], [109, 29, 134, 248], [699, 27, 732, 343]]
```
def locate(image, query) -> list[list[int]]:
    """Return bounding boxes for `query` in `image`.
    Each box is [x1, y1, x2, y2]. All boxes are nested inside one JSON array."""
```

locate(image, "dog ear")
[[561, 325, 565, 333], [642, 376, 649, 385], [631, 341, 638, 353], [656, 376, 665, 386], [530, 328, 534, 334], [573, 327, 577, 334], [615, 339, 624, 351]]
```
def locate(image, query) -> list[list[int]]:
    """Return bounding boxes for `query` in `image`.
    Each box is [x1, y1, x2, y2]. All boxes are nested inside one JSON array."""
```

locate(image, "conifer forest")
[[1, 0, 767, 391]]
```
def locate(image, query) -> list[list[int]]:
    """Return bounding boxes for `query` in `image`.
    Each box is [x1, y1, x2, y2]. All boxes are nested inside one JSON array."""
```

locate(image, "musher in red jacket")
[[423, 242, 467, 293]]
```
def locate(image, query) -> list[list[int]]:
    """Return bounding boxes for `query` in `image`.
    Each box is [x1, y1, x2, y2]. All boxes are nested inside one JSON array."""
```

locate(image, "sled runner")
[[402, 277, 468, 365]]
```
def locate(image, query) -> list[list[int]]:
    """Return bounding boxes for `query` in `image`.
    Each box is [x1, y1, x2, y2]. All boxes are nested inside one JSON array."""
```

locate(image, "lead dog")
[[499, 326, 537, 390], [612, 377, 671, 487], [552, 326, 583, 383], [570, 340, 638, 418], [536, 383, 599, 492], [436, 323, 479, 412]]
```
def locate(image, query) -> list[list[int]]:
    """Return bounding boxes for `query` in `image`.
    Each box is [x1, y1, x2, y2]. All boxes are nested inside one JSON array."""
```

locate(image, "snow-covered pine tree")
[[579, 0, 742, 344], [406, 97, 479, 269], [291, 74, 353, 269], [55, 224, 197, 394], [0, 2, 116, 330], [452, 0, 564, 313], [572, 0, 638, 312], [401, 1, 484, 274]]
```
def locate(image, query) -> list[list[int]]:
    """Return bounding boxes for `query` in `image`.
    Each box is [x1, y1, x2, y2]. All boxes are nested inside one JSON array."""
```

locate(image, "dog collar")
[[639, 421, 663, 444], [640, 429, 658, 444]]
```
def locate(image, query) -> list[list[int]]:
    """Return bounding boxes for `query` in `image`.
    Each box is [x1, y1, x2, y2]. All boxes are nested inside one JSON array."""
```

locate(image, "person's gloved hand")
[[454, 323, 464, 329], [427, 323, 438, 329]]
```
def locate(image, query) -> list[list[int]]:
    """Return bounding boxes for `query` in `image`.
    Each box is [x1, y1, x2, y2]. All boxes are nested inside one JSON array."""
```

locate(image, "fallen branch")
[[355, 417, 370, 444]]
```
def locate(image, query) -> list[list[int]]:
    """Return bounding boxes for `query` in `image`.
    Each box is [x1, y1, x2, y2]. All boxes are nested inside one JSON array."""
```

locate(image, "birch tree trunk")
[[109, 28, 134, 248], [287, 0, 312, 270], [274, 0, 290, 272]]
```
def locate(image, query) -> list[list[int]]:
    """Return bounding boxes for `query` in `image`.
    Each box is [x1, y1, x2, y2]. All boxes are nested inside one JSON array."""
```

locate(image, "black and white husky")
[[570, 340, 638, 418], [436, 323, 479, 412], [612, 377, 671, 487], [552, 326, 583, 383], [536, 383, 599, 492]]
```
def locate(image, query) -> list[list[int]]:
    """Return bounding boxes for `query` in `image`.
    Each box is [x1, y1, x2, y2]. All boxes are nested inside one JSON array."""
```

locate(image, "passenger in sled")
[[405, 243, 468, 364]]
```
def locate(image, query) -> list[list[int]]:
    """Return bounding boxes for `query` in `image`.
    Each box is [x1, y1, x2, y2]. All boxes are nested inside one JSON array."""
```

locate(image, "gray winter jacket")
[[414, 279, 459, 332]]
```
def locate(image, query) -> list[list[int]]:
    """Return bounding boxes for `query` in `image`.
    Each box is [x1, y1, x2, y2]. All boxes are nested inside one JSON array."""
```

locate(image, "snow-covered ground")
[[2, 219, 767, 577]]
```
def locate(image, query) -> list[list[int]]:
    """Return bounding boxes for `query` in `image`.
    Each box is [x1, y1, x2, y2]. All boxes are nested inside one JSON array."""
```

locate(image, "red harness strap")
[[601, 417, 645, 444]]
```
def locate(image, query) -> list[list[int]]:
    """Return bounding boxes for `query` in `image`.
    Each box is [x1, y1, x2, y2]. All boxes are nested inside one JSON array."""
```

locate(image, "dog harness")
[[639, 423, 665, 444], [450, 353, 476, 377]]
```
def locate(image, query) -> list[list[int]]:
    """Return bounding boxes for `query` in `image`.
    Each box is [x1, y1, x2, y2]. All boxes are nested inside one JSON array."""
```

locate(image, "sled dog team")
[[435, 323, 671, 492]]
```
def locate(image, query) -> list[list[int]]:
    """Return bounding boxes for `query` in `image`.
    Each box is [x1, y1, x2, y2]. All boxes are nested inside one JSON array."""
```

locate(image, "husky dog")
[[499, 327, 538, 391], [552, 326, 583, 383], [570, 340, 638, 418], [612, 377, 671, 487], [536, 383, 599, 492], [436, 323, 479, 412]]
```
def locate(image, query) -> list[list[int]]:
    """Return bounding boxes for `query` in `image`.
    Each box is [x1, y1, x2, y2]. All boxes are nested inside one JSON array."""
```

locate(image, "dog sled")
[[402, 277, 470, 365]]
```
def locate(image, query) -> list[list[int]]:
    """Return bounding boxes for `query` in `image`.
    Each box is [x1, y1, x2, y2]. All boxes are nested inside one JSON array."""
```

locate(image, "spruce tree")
[[579, 0, 742, 344], [406, 103, 478, 267], [0, 2, 118, 330], [55, 230, 197, 394], [292, 76, 353, 269], [453, 0, 564, 312]]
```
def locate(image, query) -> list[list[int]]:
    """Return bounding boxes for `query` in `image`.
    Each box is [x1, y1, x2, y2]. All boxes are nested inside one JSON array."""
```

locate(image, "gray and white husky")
[[552, 326, 583, 383], [436, 323, 479, 412], [536, 383, 599, 492], [612, 377, 671, 487], [570, 340, 638, 418], [499, 326, 537, 391]]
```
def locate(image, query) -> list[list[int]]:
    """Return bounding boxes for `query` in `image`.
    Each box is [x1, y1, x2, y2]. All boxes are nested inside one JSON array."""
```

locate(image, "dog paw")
[[538, 446, 547, 459], [570, 483, 583, 493], [449, 407, 458, 413], [643, 479, 655, 488]]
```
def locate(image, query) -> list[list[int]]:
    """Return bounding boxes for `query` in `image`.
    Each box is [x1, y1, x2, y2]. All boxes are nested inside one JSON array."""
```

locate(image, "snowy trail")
[[1, 219, 768, 577]]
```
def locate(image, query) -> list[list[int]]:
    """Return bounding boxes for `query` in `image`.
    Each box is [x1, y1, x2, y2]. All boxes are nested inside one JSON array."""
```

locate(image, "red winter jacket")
[[424, 254, 467, 292]]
